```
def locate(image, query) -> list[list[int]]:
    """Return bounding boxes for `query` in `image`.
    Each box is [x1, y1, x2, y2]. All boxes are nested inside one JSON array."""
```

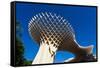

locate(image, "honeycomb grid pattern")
[[28, 12, 75, 49]]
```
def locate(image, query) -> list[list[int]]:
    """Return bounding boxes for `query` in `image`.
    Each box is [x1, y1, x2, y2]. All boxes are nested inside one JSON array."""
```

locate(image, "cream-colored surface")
[[32, 42, 58, 64]]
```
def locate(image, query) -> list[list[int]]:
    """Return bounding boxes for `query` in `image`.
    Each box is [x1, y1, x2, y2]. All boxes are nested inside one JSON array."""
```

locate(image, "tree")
[[15, 21, 32, 66]]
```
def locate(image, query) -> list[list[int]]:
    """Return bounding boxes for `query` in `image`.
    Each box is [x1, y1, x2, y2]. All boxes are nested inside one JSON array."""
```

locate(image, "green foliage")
[[15, 21, 32, 66]]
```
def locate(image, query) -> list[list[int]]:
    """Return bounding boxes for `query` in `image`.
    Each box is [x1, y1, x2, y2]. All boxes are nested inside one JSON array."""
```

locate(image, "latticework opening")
[[28, 12, 75, 50]]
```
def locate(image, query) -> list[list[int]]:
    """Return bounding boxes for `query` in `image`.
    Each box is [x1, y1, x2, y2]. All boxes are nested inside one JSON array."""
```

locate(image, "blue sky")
[[16, 2, 97, 63]]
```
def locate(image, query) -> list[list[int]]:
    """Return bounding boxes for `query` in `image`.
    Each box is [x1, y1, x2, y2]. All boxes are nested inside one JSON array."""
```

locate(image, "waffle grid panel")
[[28, 12, 75, 47]]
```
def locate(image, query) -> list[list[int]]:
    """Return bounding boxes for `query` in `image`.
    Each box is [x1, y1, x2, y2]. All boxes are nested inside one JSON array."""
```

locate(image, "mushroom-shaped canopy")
[[28, 12, 75, 51]]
